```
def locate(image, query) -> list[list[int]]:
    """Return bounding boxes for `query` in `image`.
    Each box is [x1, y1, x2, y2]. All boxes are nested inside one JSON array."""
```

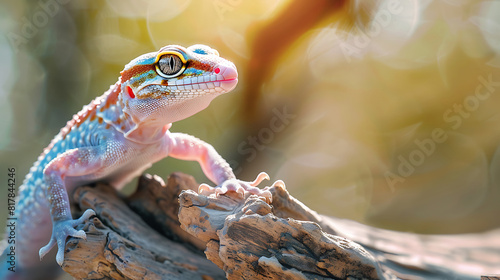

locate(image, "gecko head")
[[119, 44, 238, 125]]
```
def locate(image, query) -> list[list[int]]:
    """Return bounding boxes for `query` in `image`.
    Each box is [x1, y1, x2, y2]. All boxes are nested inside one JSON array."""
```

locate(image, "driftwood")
[[63, 173, 500, 280]]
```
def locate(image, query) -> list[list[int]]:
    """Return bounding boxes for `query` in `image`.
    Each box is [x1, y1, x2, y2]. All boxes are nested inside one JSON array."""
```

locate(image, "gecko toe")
[[71, 229, 87, 239], [39, 212, 94, 266], [55, 247, 65, 266], [39, 238, 56, 260], [75, 209, 96, 224]]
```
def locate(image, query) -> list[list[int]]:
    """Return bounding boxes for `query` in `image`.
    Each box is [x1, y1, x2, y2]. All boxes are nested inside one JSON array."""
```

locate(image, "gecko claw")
[[199, 183, 214, 195], [197, 172, 273, 203], [76, 209, 96, 224], [39, 239, 56, 260], [73, 229, 87, 239], [39, 209, 95, 266], [250, 172, 270, 187], [270, 180, 286, 189]]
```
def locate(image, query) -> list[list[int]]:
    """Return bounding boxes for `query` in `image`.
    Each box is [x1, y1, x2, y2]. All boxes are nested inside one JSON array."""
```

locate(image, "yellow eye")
[[155, 52, 186, 78]]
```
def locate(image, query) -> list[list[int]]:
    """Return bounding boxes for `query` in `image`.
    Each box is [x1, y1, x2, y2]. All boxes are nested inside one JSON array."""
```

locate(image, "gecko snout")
[[215, 63, 238, 92]]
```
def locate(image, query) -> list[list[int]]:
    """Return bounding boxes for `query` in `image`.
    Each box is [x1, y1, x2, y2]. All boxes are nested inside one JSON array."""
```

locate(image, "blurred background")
[[1, 0, 500, 243]]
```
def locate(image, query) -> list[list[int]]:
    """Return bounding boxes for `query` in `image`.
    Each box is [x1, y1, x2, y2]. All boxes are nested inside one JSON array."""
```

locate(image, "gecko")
[[1, 44, 271, 280]]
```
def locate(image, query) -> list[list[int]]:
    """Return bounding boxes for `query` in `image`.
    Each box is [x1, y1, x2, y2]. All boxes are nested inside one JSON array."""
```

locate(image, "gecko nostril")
[[214, 68, 220, 74]]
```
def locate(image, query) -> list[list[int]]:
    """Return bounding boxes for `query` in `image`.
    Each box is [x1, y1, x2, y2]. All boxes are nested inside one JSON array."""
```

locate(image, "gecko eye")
[[155, 52, 186, 78]]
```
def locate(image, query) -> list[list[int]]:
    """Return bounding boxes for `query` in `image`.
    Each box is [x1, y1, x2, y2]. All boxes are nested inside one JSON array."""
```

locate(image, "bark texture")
[[63, 173, 500, 280], [63, 173, 224, 280]]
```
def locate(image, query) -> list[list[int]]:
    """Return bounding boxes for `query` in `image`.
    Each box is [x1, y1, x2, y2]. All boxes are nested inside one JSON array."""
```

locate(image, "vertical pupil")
[[169, 56, 174, 70]]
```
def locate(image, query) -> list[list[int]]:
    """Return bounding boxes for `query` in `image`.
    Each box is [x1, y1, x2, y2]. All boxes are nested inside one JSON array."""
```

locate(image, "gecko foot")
[[199, 172, 273, 203], [39, 209, 96, 266]]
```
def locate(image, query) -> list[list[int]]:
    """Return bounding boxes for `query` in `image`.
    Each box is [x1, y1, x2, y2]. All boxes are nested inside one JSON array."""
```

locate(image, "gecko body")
[[1, 44, 270, 280]]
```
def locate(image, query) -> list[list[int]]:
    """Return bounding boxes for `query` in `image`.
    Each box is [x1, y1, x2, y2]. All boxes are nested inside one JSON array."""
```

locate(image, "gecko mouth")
[[168, 78, 238, 93], [137, 77, 238, 99], [168, 64, 238, 92]]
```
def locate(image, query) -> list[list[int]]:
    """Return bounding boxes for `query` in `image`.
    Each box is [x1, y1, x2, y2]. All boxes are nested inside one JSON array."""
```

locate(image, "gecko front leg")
[[38, 146, 108, 265], [166, 132, 272, 202]]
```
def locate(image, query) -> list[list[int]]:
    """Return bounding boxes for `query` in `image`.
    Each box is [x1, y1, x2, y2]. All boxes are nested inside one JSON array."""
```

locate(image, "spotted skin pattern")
[[2, 44, 271, 280]]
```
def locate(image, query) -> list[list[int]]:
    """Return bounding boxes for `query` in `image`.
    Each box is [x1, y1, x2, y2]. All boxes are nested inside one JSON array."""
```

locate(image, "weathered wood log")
[[179, 183, 388, 280], [63, 173, 225, 280], [63, 173, 500, 280], [179, 179, 500, 280]]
